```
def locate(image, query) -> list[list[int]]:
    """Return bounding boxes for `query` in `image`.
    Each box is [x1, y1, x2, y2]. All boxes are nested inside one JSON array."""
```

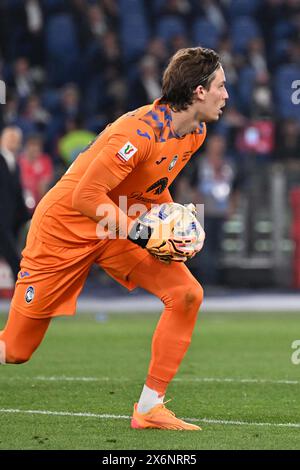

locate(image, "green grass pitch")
[[0, 310, 300, 450]]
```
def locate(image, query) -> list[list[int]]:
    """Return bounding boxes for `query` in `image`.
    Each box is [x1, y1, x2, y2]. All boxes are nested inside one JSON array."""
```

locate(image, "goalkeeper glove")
[[128, 203, 204, 264]]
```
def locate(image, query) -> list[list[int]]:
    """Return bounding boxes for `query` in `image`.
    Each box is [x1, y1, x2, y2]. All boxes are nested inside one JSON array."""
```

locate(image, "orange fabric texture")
[[26, 98, 206, 249], [11, 237, 149, 318], [10, 98, 206, 318], [0, 307, 51, 363], [128, 255, 204, 395], [3, 99, 206, 372]]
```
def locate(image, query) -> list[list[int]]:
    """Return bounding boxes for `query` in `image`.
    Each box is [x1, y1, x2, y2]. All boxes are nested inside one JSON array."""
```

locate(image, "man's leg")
[[128, 255, 203, 430], [0, 307, 51, 364]]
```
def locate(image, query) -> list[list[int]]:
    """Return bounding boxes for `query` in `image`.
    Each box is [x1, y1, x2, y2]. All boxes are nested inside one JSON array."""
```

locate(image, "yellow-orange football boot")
[[131, 402, 201, 430]]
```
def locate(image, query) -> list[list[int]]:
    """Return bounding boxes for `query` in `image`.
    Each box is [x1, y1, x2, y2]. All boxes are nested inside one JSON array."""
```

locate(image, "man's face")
[[1, 129, 22, 154], [196, 66, 228, 123], [26, 141, 42, 160]]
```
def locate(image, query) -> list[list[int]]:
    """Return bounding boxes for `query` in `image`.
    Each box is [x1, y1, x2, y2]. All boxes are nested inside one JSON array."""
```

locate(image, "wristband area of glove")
[[128, 221, 153, 249]]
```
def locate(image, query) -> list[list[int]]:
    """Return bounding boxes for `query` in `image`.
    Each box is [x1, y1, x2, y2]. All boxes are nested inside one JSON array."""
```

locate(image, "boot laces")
[[156, 400, 175, 417]]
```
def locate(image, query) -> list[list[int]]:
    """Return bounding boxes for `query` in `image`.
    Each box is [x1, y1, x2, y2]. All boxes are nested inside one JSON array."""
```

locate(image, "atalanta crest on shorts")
[[25, 286, 35, 303]]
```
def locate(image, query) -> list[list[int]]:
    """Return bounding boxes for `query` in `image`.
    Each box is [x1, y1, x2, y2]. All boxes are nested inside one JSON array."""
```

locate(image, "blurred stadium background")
[[0, 0, 300, 312]]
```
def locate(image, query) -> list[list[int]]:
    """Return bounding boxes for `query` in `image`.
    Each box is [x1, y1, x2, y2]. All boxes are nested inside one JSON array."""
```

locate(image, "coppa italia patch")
[[116, 142, 137, 162]]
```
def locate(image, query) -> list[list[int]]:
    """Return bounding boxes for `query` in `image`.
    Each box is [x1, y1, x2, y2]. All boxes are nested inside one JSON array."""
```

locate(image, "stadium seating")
[[156, 16, 186, 43], [228, 0, 262, 18], [193, 18, 220, 50], [119, 0, 149, 61], [231, 16, 261, 53], [238, 66, 257, 113], [45, 14, 80, 85]]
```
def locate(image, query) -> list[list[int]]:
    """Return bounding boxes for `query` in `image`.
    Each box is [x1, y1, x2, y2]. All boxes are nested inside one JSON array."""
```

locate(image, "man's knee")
[[182, 282, 203, 314], [6, 352, 31, 364], [164, 280, 204, 313], [0, 339, 31, 364], [184, 282, 204, 311]]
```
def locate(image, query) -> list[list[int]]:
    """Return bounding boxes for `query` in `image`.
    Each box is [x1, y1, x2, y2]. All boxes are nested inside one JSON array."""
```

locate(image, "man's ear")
[[194, 85, 206, 102]]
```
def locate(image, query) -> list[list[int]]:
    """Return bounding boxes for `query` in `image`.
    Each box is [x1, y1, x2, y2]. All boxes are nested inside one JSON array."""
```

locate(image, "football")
[[140, 202, 205, 258]]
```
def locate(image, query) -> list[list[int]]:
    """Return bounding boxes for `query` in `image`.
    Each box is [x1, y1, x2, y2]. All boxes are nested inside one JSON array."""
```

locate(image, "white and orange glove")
[[128, 203, 205, 264]]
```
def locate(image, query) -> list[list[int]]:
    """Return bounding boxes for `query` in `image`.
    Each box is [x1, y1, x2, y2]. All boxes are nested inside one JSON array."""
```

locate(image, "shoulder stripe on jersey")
[[139, 104, 205, 142]]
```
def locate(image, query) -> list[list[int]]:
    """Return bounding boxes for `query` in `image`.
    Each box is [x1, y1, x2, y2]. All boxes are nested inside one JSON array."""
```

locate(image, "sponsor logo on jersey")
[[137, 129, 151, 140], [182, 150, 193, 161], [25, 286, 35, 303], [146, 177, 169, 195], [116, 142, 138, 162], [156, 156, 167, 165], [168, 155, 178, 171], [19, 271, 30, 279], [128, 191, 156, 203]]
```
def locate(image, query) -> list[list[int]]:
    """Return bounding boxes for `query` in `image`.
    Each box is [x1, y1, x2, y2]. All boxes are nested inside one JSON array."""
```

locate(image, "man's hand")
[[128, 203, 205, 263]]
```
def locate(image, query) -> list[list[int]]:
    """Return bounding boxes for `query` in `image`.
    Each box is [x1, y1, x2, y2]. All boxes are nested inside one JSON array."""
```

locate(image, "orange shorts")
[[11, 234, 149, 319]]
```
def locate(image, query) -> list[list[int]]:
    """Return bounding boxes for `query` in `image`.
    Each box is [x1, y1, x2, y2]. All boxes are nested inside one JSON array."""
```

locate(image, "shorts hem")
[[10, 302, 76, 319]]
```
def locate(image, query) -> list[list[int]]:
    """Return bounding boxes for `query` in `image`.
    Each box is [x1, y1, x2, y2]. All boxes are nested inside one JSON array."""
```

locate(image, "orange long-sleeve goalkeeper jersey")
[[29, 99, 207, 247]]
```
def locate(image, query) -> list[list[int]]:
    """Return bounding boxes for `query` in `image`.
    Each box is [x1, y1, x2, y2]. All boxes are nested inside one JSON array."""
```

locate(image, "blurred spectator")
[[101, 31, 123, 80], [25, 0, 43, 35], [159, 0, 191, 17], [87, 3, 108, 39], [129, 55, 161, 108], [218, 36, 238, 86], [9, 57, 43, 101], [20, 94, 51, 133], [0, 126, 29, 281], [247, 37, 268, 76], [192, 134, 241, 285], [24, 0, 44, 65], [2, 95, 19, 127], [58, 116, 96, 167], [59, 83, 81, 120], [169, 33, 191, 56], [18, 134, 54, 214], [236, 118, 275, 159], [251, 74, 273, 118], [275, 118, 300, 165], [146, 38, 169, 72], [194, 0, 226, 34]]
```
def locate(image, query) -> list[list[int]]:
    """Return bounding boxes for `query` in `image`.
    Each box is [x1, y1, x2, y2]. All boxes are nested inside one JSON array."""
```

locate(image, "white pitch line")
[[28, 376, 300, 385], [193, 418, 300, 429], [175, 377, 300, 385], [0, 408, 299, 429], [0, 408, 129, 419]]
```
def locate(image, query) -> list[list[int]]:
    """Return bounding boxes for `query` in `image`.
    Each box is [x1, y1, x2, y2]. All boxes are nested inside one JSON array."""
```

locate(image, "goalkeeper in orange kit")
[[0, 47, 228, 430]]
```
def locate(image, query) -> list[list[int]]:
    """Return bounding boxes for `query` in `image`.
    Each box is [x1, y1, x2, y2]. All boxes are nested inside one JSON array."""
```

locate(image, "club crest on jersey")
[[25, 286, 35, 303], [168, 155, 178, 171], [116, 141, 137, 162]]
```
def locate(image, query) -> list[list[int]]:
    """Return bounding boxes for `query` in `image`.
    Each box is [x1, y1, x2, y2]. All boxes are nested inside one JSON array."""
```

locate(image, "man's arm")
[[72, 123, 154, 236], [72, 157, 132, 235], [155, 188, 173, 205]]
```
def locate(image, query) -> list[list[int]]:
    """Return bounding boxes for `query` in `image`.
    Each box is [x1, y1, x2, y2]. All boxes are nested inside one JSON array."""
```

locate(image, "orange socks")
[[129, 255, 203, 397]]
